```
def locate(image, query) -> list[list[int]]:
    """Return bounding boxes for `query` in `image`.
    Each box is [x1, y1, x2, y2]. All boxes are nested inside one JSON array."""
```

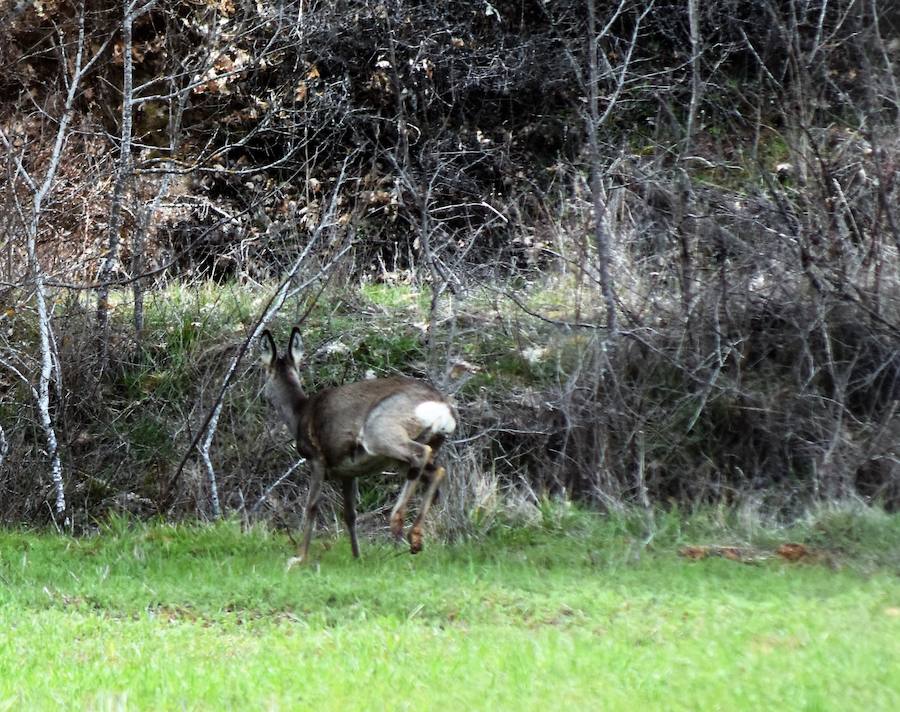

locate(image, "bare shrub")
[[1, 0, 898, 527]]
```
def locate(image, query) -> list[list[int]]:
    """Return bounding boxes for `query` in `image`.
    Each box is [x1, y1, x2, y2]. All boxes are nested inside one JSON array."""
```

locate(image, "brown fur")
[[260, 327, 455, 564]]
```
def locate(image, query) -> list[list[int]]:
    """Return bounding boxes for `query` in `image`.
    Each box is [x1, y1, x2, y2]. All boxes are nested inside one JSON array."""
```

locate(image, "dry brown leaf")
[[777, 543, 809, 561], [679, 546, 710, 560], [369, 190, 392, 205]]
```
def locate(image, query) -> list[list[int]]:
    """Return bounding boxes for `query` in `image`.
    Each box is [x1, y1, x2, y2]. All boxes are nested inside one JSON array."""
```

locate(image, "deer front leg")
[[287, 460, 325, 569], [342, 478, 360, 559]]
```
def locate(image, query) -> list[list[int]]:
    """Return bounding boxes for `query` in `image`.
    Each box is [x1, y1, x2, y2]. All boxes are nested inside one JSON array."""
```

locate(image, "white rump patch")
[[415, 401, 456, 435]]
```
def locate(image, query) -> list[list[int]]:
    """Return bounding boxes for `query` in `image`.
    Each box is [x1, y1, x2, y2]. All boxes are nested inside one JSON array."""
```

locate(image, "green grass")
[[1, 515, 898, 710]]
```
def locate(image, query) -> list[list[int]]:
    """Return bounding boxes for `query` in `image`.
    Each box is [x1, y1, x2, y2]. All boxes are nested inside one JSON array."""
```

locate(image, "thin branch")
[[249, 459, 305, 517], [163, 156, 358, 512]]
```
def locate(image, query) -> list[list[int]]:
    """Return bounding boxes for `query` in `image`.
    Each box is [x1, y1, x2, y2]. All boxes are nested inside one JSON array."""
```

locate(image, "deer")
[[259, 327, 456, 567]]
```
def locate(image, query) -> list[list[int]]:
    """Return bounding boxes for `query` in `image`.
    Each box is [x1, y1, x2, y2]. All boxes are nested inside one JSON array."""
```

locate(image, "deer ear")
[[259, 330, 277, 367], [288, 327, 304, 368]]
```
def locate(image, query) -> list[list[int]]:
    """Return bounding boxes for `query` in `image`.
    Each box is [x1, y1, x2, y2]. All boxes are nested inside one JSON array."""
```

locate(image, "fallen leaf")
[[777, 543, 809, 561], [679, 546, 710, 560]]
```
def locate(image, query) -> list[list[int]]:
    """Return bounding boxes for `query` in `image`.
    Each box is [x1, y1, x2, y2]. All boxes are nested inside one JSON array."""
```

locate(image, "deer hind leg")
[[287, 460, 325, 569], [369, 437, 432, 541], [389, 459, 442, 539], [408, 465, 446, 555], [422, 435, 445, 504], [389, 466, 419, 540]]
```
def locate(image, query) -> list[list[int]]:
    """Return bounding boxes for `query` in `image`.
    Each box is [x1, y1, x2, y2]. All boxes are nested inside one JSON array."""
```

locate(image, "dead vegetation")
[[0, 1, 898, 529]]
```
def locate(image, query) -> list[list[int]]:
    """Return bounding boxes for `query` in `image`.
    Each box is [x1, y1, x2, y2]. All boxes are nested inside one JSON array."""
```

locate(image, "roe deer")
[[260, 327, 456, 566]]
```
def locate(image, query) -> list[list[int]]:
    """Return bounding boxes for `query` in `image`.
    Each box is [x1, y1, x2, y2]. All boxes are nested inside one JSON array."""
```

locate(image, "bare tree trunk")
[[384, 10, 410, 171], [0, 424, 7, 473], [586, 0, 617, 338], [96, 1, 136, 369], [97, 0, 155, 371], [677, 0, 702, 354], [684, 0, 701, 157], [29, 240, 65, 520]]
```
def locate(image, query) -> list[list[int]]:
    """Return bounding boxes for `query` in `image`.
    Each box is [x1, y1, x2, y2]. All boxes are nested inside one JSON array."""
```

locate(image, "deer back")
[[261, 328, 454, 471], [309, 377, 452, 466]]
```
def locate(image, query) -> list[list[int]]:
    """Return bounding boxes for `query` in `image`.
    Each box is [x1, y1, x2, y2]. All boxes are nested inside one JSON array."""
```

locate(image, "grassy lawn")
[[0, 515, 898, 710]]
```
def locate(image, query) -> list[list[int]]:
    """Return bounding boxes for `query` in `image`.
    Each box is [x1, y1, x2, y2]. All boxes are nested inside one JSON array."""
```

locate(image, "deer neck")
[[266, 370, 309, 439]]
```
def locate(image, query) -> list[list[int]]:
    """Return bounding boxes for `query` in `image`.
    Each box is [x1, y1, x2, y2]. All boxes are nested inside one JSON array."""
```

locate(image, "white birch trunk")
[[4, 5, 113, 521], [0, 424, 7, 472]]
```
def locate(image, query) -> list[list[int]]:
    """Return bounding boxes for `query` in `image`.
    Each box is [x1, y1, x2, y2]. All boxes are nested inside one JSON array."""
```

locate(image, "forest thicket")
[[1, 0, 898, 529]]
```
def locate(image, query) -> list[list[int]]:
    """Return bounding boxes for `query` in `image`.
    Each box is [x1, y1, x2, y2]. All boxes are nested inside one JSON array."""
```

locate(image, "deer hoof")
[[408, 528, 423, 555]]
